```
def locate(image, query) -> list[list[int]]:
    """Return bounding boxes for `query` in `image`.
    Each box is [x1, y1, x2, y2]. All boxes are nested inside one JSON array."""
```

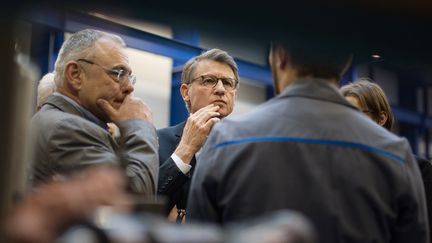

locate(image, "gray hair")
[[181, 48, 239, 112], [37, 72, 56, 107], [54, 29, 125, 87]]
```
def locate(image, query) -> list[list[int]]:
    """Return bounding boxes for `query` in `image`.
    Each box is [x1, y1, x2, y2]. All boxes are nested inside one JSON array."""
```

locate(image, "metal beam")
[[26, 8, 272, 85], [392, 107, 422, 125], [27, 8, 432, 129], [392, 106, 432, 129]]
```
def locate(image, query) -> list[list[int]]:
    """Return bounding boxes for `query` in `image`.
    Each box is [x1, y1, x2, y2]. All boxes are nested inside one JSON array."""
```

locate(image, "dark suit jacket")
[[157, 121, 197, 214], [416, 155, 432, 241]]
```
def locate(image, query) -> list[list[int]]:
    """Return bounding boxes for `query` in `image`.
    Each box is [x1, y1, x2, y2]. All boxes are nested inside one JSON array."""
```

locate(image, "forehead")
[[91, 38, 129, 65], [193, 59, 235, 78], [345, 95, 364, 110]]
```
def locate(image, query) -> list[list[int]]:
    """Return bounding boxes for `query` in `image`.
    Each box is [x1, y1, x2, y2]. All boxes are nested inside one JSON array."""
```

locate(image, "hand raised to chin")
[[97, 95, 153, 124]]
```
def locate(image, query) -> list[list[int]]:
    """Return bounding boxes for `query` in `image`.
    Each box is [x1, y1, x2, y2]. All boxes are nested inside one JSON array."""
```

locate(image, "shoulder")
[[211, 102, 273, 138], [157, 122, 185, 158], [34, 107, 109, 142], [157, 126, 176, 138], [157, 122, 185, 141]]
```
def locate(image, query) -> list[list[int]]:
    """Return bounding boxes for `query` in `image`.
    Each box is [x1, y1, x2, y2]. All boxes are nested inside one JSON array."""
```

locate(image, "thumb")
[[97, 99, 116, 117]]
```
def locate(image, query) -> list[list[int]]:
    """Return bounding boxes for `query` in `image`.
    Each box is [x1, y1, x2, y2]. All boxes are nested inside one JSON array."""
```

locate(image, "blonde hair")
[[340, 78, 394, 130]]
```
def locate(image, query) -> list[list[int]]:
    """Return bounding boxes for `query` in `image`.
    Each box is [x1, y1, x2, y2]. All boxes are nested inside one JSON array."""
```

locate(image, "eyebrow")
[[112, 64, 132, 74], [202, 74, 235, 79]]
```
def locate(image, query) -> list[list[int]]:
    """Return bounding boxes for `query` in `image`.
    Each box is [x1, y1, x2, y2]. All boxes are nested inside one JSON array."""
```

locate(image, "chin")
[[111, 102, 122, 110], [219, 110, 231, 119]]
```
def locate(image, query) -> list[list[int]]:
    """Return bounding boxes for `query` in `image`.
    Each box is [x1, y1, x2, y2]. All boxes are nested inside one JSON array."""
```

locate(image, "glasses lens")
[[198, 75, 238, 90], [115, 70, 125, 81], [129, 75, 137, 85], [201, 76, 218, 88], [221, 78, 236, 90], [113, 70, 136, 86]]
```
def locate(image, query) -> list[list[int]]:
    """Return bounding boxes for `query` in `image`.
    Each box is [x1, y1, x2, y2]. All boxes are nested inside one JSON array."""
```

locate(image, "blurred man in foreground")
[[188, 41, 429, 242]]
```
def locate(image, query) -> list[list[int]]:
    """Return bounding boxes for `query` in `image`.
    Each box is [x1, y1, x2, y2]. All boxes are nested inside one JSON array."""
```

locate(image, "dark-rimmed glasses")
[[76, 59, 136, 86], [190, 74, 238, 91], [362, 109, 376, 114]]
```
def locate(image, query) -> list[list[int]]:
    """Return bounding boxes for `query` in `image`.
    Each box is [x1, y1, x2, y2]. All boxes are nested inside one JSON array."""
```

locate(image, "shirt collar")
[[278, 79, 355, 110]]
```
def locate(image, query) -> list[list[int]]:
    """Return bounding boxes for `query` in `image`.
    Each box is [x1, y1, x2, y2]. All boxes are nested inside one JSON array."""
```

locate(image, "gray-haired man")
[[157, 49, 239, 220], [31, 29, 159, 196]]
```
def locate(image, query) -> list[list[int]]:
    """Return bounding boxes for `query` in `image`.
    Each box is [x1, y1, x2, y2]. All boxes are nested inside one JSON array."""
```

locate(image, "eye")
[[222, 78, 235, 88], [202, 76, 217, 86], [117, 69, 128, 79], [109, 69, 127, 80]]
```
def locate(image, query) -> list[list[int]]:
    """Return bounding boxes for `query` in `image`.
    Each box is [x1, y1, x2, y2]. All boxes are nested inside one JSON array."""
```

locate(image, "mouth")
[[212, 100, 226, 106], [112, 99, 124, 108]]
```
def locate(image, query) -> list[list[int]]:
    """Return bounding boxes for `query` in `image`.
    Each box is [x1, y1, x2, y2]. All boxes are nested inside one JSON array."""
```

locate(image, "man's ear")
[[64, 61, 83, 91], [180, 83, 190, 102], [378, 111, 389, 127], [276, 46, 288, 69]]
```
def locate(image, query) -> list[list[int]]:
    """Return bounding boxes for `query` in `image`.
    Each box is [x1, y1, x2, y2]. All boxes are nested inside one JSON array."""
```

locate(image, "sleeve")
[[158, 156, 190, 197], [171, 153, 192, 174], [48, 118, 159, 197], [117, 119, 159, 196], [187, 128, 221, 223], [416, 156, 432, 241], [391, 141, 430, 243]]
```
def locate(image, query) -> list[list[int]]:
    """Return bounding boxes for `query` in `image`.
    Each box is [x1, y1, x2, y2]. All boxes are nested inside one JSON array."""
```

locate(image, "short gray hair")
[[181, 48, 239, 112], [37, 72, 56, 107], [181, 48, 239, 84], [54, 29, 125, 87]]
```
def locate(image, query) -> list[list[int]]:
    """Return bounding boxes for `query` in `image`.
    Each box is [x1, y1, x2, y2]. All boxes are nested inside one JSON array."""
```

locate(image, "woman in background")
[[341, 78, 432, 240], [340, 79, 394, 130]]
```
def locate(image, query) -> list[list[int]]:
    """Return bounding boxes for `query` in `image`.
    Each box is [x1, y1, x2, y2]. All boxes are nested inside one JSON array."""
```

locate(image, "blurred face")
[[181, 60, 237, 118], [77, 38, 134, 122], [345, 95, 389, 128], [345, 96, 362, 110]]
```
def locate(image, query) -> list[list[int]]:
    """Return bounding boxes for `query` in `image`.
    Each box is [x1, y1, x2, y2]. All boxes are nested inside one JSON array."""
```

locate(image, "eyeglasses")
[[76, 59, 136, 86], [190, 74, 239, 91], [362, 109, 376, 114]]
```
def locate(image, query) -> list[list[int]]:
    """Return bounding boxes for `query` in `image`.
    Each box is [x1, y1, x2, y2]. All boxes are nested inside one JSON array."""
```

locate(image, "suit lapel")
[[173, 121, 186, 139]]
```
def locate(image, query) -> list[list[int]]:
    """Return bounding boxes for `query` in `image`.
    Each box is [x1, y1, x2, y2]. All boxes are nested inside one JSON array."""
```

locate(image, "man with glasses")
[[31, 29, 159, 197], [157, 49, 239, 221]]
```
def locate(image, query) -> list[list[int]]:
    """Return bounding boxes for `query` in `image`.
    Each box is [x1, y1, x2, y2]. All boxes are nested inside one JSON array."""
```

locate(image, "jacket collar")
[[172, 121, 187, 138], [278, 79, 358, 110], [44, 93, 108, 130]]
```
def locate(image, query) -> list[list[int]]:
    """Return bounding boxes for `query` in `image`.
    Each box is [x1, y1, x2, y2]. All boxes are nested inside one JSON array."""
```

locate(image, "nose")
[[122, 79, 134, 94], [213, 80, 226, 95]]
